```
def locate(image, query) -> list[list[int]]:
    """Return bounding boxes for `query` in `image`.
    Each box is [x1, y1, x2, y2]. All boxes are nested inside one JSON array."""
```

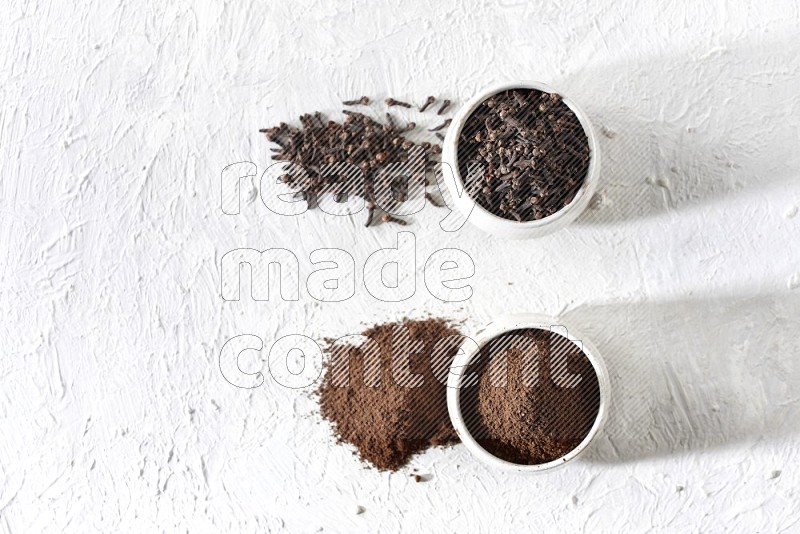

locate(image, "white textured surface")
[[2, 1, 800, 532]]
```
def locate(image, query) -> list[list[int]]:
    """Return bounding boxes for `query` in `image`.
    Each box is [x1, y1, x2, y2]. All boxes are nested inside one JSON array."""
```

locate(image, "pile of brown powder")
[[459, 328, 601, 464], [317, 317, 462, 471]]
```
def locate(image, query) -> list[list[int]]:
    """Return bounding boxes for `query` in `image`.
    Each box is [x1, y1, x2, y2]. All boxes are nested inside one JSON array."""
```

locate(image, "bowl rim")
[[446, 313, 611, 472], [440, 81, 601, 236]]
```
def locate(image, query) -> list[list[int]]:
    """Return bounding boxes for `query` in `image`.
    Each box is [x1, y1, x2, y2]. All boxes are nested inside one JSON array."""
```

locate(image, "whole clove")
[[419, 96, 436, 112], [437, 99, 451, 115], [343, 96, 370, 106], [364, 205, 376, 227], [425, 192, 444, 207], [385, 97, 412, 108], [380, 213, 407, 226], [429, 118, 452, 132]]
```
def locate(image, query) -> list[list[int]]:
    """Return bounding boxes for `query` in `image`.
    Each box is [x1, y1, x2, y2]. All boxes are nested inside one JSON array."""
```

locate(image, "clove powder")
[[459, 328, 601, 464], [317, 317, 462, 471]]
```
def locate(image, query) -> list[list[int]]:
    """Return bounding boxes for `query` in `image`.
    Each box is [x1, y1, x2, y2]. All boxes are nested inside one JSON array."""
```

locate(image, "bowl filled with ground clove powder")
[[441, 82, 600, 239], [447, 314, 610, 472]]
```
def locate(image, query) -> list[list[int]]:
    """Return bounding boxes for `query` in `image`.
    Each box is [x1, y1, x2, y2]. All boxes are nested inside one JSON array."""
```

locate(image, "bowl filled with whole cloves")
[[441, 81, 600, 239]]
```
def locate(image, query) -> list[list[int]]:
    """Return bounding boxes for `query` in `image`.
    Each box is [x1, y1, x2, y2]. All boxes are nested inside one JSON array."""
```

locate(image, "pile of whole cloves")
[[260, 96, 452, 227], [457, 89, 590, 222]]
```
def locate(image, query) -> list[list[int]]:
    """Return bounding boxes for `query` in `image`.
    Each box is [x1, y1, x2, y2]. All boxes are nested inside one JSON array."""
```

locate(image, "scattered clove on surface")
[[343, 96, 370, 106], [385, 97, 412, 108], [429, 118, 452, 132], [419, 96, 436, 112], [380, 213, 407, 226], [260, 96, 450, 228], [425, 192, 444, 207]]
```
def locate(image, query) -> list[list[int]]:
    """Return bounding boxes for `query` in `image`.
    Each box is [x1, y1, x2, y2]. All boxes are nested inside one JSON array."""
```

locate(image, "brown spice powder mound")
[[459, 328, 601, 465], [317, 318, 462, 471]]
